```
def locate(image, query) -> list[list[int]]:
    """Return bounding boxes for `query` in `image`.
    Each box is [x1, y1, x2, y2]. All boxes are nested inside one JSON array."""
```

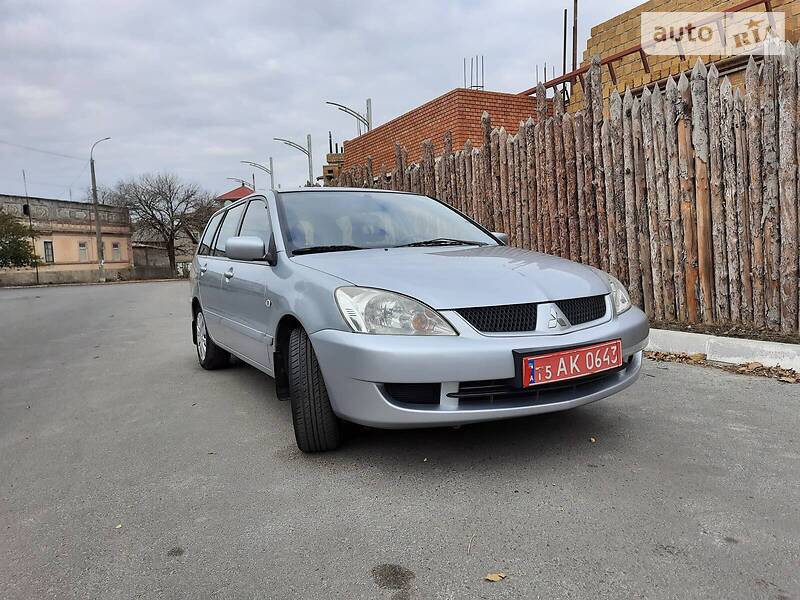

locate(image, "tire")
[[195, 308, 230, 370], [288, 326, 341, 452]]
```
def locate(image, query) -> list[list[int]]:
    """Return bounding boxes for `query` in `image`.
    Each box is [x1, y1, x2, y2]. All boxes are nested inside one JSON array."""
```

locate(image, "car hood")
[[289, 245, 609, 309]]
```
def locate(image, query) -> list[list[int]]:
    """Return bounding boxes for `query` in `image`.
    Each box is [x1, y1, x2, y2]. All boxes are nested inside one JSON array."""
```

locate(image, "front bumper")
[[310, 307, 649, 428]]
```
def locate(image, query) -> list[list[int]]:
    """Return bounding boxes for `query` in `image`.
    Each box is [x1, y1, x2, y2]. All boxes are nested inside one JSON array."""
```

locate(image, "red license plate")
[[521, 339, 622, 388]]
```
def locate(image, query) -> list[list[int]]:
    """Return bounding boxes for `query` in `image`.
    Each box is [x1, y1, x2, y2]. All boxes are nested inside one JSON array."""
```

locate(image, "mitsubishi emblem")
[[548, 306, 570, 329]]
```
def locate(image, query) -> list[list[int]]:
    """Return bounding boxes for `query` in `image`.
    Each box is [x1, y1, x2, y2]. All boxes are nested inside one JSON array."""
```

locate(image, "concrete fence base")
[[647, 328, 800, 371]]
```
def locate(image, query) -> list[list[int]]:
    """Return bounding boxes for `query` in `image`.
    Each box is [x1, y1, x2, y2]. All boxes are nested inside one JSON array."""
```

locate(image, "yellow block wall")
[[567, 0, 800, 111]]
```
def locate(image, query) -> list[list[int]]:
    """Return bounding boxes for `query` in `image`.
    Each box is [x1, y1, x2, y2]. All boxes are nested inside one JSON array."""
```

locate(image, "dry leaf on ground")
[[645, 352, 799, 384], [485, 573, 506, 582]]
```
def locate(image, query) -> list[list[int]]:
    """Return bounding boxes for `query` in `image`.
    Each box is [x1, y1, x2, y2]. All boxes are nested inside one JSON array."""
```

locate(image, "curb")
[[646, 328, 800, 371], [1, 278, 187, 290]]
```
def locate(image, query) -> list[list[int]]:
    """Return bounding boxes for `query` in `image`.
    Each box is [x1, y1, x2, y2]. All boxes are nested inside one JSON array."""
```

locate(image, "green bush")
[[0, 208, 39, 268]]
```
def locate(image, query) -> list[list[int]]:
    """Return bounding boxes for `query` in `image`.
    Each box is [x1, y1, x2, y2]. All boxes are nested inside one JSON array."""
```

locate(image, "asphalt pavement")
[[0, 281, 798, 599]]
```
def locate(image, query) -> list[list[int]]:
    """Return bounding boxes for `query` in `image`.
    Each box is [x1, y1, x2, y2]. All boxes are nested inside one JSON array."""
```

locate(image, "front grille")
[[555, 295, 606, 325], [456, 303, 537, 333]]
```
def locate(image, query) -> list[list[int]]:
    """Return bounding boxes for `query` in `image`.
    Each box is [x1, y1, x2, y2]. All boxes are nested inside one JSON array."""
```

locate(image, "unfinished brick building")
[[342, 88, 540, 171]]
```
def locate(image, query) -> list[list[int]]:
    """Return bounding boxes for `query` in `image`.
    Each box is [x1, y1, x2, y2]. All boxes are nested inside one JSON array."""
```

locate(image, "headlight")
[[335, 287, 457, 335], [604, 273, 632, 314]]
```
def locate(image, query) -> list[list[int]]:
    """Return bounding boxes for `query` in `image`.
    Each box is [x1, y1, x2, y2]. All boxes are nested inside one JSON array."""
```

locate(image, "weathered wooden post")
[[525, 117, 538, 252], [421, 140, 435, 197], [745, 58, 765, 328], [622, 89, 642, 307], [610, 90, 629, 281], [601, 120, 619, 277], [690, 60, 714, 323], [677, 73, 700, 323], [633, 97, 655, 317], [734, 88, 753, 325], [517, 126, 531, 249], [721, 76, 742, 323], [590, 56, 610, 271], [481, 112, 494, 230], [664, 76, 687, 321], [544, 118, 558, 253], [563, 112, 580, 261], [778, 42, 798, 333], [573, 111, 589, 264], [498, 127, 510, 235], [490, 128, 502, 233], [761, 48, 781, 330], [706, 64, 729, 321], [554, 112, 568, 257], [652, 84, 677, 320], [464, 140, 474, 218]]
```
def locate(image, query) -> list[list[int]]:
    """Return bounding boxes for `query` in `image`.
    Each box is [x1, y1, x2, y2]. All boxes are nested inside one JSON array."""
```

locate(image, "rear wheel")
[[288, 326, 341, 452], [195, 309, 230, 370]]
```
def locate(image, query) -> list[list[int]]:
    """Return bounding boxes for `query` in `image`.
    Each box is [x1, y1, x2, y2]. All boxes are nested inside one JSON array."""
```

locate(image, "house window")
[[112, 242, 121, 261], [43, 241, 54, 263], [78, 242, 88, 262]]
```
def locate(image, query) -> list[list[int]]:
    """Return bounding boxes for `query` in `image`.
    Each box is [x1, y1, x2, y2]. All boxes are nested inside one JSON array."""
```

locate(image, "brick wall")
[[566, 0, 800, 111], [343, 88, 540, 170]]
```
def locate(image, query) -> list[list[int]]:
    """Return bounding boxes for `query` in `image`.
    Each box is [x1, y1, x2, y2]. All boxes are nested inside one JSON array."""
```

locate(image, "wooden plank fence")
[[331, 46, 800, 335]]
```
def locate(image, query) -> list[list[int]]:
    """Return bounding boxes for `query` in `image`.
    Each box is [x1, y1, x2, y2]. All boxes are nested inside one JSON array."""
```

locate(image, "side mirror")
[[492, 232, 509, 245], [226, 236, 266, 261]]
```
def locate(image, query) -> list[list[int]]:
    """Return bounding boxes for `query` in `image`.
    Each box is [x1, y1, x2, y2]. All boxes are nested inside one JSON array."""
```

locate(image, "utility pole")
[[90, 137, 110, 283], [22, 170, 39, 284]]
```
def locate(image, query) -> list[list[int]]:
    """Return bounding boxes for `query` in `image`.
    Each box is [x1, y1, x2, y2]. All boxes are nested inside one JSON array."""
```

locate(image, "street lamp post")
[[240, 158, 275, 191], [226, 177, 253, 189], [325, 98, 372, 133], [274, 135, 313, 186], [90, 137, 111, 283]]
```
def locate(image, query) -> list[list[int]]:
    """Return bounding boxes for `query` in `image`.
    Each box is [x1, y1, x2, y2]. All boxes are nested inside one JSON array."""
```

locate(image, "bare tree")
[[109, 173, 216, 276]]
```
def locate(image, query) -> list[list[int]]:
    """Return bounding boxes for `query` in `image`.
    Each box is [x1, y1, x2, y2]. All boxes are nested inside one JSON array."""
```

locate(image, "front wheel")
[[195, 309, 230, 370], [288, 327, 341, 452]]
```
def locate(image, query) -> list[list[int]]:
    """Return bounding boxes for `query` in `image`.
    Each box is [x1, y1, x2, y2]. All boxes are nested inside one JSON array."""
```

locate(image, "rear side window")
[[198, 212, 223, 255], [213, 203, 246, 257], [239, 200, 271, 242]]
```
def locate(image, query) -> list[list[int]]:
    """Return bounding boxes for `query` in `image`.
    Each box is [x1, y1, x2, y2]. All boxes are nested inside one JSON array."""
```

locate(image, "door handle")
[[224, 267, 234, 280]]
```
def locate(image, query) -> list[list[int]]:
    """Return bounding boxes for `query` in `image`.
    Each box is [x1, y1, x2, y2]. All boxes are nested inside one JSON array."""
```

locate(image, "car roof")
[[277, 187, 416, 195]]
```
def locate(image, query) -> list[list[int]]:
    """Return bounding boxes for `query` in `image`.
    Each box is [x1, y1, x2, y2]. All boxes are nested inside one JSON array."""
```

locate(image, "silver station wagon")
[[190, 188, 649, 452]]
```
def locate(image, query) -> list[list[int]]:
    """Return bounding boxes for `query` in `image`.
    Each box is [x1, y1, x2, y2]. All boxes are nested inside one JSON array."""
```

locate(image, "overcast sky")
[[1, 0, 640, 201]]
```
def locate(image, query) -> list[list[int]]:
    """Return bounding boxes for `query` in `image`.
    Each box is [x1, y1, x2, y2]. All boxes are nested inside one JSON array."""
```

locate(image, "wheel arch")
[[273, 313, 304, 401], [191, 297, 201, 344]]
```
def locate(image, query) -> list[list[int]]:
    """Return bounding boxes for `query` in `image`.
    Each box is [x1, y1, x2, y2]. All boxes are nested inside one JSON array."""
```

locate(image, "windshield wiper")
[[292, 245, 367, 256], [396, 237, 489, 248]]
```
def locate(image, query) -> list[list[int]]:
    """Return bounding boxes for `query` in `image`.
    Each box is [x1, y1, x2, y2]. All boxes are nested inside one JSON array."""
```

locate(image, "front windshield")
[[276, 190, 497, 253]]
